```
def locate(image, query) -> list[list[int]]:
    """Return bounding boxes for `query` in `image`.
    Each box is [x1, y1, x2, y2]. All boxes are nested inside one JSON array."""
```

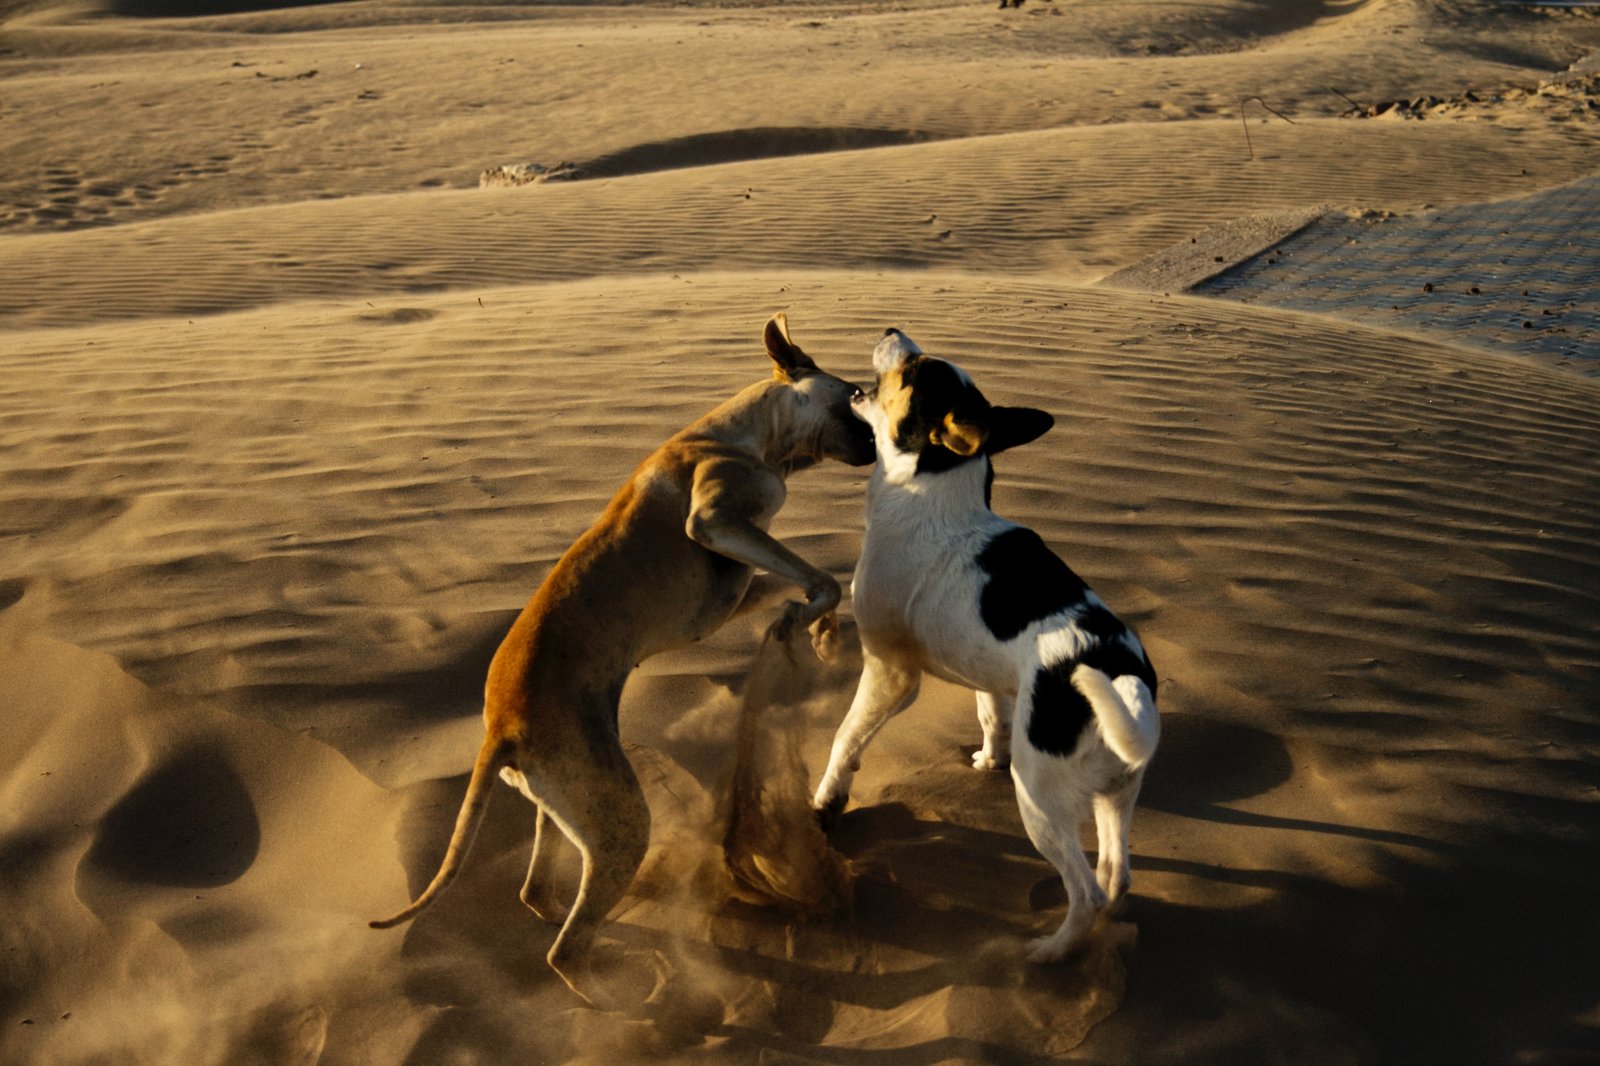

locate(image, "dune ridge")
[[5, 119, 1598, 329], [1, 0, 1588, 234]]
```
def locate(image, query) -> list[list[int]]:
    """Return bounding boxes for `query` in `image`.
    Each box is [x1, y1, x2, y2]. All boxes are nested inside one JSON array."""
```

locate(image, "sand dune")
[[2, 0, 1598, 1061], [5, 272, 1598, 1061], [1, 0, 1590, 234], [6, 118, 1600, 328]]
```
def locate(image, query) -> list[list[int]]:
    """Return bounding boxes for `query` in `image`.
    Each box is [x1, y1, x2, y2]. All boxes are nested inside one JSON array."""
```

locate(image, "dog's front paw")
[[970, 750, 1010, 772], [765, 601, 806, 650], [805, 575, 841, 619], [813, 794, 847, 832]]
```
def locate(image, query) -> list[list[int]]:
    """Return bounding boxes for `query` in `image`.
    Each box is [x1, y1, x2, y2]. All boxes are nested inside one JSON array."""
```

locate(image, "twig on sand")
[[1240, 96, 1297, 161], [1327, 86, 1366, 116]]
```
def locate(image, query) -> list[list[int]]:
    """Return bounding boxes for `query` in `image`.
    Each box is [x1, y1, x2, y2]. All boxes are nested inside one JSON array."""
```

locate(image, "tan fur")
[[932, 411, 987, 456], [370, 314, 872, 1010]]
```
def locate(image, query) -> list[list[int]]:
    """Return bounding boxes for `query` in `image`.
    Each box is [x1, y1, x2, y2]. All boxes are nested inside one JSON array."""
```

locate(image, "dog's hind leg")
[[1093, 771, 1142, 907], [1012, 754, 1105, 964], [813, 651, 919, 825], [519, 808, 569, 923], [538, 758, 652, 1011], [972, 691, 1013, 771]]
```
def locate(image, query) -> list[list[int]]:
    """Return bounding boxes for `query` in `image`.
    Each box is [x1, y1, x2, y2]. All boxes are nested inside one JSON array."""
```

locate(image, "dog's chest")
[[854, 489, 960, 606], [692, 552, 754, 635], [855, 496, 1019, 690]]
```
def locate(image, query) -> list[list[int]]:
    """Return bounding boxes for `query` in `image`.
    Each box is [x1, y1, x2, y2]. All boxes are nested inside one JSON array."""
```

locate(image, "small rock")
[[479, 162, 584, 188]]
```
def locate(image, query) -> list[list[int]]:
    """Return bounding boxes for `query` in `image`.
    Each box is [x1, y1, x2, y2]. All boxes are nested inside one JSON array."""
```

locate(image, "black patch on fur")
[[1025, 633, 1157, 758], [915, 444, 982, 475], [1075, 604, 1126, 645], [894, 358, 990, 463], [977, 528, 1090, 641], [1026, 663, 1094, 757], [1083, 635, 1158, 695]]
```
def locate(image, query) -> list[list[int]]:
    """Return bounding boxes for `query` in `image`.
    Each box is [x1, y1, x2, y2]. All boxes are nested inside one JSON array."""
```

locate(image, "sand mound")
[[0, 604, 416, 1065]]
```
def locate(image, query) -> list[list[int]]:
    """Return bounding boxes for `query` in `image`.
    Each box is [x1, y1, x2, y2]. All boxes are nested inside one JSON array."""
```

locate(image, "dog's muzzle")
[[873, 328, 922, 374], [837, 390, 876, 466]]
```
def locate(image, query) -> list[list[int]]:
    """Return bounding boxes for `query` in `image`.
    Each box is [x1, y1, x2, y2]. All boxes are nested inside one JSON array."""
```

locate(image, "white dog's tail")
[[369, 735, 512, 930], [1071, 665, 1160, 769]]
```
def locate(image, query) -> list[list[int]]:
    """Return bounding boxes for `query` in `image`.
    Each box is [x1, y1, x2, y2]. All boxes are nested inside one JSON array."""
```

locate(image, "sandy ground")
[[2, 0, 1598, 1062]]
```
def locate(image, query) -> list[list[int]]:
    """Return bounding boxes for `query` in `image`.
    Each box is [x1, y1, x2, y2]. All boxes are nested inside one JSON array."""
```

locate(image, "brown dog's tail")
[[369, 735, 513, 930]]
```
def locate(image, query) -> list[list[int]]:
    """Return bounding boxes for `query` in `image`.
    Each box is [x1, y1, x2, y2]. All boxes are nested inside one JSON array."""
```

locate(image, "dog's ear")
[[928, 398, 985, 451], [765, 313, 820, 382], [930, 411, 988, 457], [985, 406, 1054, 455]]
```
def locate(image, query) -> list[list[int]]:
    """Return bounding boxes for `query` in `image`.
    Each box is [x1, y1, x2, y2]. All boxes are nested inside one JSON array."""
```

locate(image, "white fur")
[[1070, 664, 1159, 770], [873, 328, 923, 373], [816, 333, 1160, 963]]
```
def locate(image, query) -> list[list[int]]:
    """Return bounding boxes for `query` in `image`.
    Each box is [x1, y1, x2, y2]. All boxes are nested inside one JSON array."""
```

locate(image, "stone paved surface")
[[1197, 173, 1600, 374]]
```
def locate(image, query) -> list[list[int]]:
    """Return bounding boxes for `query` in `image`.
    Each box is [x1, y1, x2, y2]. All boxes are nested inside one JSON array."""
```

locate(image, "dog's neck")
[[688, 380, 823, 475], [866, 445, 994, 528]]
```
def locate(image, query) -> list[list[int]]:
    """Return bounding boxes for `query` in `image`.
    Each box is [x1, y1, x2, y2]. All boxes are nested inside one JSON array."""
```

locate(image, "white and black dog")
[[813, 327, 1160, 962]]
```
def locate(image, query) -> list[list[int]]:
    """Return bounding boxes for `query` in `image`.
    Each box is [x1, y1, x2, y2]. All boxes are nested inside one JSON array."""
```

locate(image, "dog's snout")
[[872, 328, 922, 374]]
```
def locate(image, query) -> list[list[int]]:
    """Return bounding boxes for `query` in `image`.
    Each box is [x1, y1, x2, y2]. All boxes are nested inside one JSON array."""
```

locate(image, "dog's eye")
[[851, 387, 865, 400]]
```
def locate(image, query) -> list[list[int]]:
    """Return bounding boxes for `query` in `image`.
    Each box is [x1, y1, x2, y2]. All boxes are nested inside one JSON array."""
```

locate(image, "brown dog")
[[370, 314, 873, 1009]]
